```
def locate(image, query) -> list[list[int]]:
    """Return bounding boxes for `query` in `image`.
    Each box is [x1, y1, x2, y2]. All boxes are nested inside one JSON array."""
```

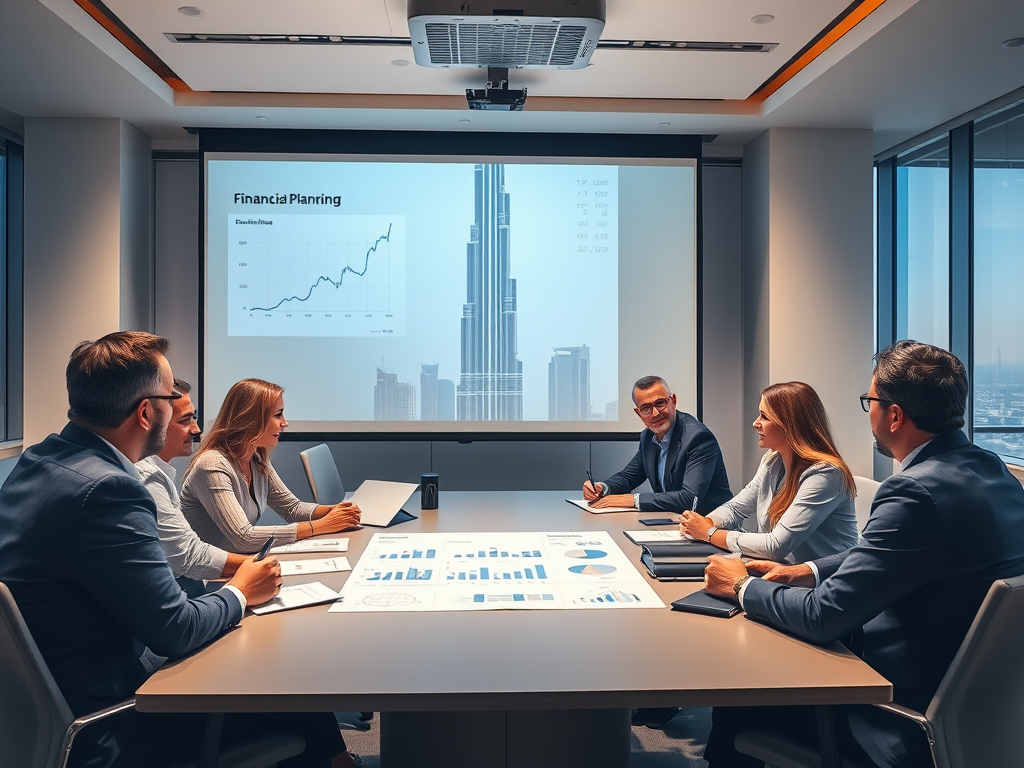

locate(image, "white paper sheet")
[[270, 538, 349, 555], [330, 531, 664, 613], [250, 582, 340, 614], [279, 557, 352, 576], [565, 498, 636, 514], [349, 479, 420, 527], [623, 529, 686, 544]]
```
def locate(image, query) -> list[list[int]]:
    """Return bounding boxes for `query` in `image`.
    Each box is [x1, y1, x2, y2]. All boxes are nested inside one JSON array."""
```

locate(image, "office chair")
[[733, 574, 1024, 768], [0, 582, 305, 768], [852, 476, 881, 533], [300, 443, 346, 504]]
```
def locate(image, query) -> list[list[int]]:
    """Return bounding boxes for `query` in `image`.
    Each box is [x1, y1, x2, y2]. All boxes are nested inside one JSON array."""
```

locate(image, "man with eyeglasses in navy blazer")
[[703, 341, 1024, 768], [585, 375, 732, 515]]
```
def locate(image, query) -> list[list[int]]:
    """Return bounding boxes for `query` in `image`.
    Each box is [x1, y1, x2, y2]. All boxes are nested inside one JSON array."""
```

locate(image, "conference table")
[[135, 491, 892, 768]]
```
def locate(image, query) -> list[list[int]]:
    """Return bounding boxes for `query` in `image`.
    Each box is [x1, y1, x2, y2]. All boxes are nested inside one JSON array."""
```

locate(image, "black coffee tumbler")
[[421, 473, 439, 510]]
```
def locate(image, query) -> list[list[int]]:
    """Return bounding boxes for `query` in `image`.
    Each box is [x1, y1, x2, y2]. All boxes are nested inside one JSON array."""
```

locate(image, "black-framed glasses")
[[137, 391, 183, 408], [636, 398, 672, 417], [859, 394, 891, 413]]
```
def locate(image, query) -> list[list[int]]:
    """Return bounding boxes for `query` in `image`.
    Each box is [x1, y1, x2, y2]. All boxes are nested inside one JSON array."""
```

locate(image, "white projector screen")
[[204, 152, 696, 435]]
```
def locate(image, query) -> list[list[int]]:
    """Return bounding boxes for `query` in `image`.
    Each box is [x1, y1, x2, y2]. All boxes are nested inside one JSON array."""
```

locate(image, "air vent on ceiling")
[[407, 0, 605, 69]]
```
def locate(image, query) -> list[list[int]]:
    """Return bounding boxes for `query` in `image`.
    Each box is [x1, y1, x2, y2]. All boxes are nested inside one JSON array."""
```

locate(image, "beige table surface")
[[135, 490, 892, 714]]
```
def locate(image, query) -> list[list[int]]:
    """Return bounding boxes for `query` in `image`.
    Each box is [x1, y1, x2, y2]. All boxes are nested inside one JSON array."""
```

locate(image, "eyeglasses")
[[137, 391, 183, 408], [636, 398, 672, 417], [859, 394, 891, 413]]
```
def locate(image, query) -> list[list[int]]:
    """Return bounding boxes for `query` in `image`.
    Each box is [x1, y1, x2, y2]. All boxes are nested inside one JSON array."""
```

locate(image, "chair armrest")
[[871, 703, 937, 767], [61, 698, 136, 768]]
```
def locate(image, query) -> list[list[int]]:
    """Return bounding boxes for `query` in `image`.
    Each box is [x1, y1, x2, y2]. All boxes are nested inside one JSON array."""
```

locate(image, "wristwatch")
[[733, 575, 751, 600], [705, 525, 718, 541]]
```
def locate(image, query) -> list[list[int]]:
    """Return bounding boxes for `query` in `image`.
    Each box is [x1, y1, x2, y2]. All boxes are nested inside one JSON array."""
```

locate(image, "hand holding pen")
[[584, 470, 603, 503]]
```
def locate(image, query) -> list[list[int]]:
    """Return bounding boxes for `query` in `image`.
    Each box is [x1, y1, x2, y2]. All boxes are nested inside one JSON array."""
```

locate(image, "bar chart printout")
[[331, 531, 664, 613]]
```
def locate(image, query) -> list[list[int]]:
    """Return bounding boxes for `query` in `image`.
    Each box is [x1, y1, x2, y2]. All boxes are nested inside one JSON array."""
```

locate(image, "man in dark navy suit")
[[586, 374, 732, 727], [0, 332, 352, 768], [703, 341, 1024, 768], [585, 375, 732, 515]]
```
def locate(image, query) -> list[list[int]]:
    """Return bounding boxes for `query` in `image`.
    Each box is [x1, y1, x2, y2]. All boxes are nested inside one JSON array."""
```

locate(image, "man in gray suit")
[[703, 341, 1024, 768]]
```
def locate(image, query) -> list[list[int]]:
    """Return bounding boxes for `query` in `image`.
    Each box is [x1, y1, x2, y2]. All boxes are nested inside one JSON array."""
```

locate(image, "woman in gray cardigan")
[[679, 382, 858, 564], [181, 378, 361, 553]]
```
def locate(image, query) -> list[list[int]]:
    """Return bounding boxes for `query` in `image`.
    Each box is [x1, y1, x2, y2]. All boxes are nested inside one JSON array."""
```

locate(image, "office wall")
[[741, 128, 875, 478], [701, 163, 744, 482], [153, 157, 749, 494], [23, 118, 152, 445]]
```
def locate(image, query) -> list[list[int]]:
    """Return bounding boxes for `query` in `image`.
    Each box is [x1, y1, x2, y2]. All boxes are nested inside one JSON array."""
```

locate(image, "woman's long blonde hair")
[[761, 381, 855, 528], [191, 378, 283, 476]]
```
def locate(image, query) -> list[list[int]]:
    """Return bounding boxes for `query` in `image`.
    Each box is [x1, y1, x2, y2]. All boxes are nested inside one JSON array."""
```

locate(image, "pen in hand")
[[253, 535, 276, 562], [586, 469, 599, 504]]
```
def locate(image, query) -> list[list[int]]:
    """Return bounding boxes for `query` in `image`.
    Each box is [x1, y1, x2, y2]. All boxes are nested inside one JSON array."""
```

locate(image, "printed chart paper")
[[330, 531, 664, 613]]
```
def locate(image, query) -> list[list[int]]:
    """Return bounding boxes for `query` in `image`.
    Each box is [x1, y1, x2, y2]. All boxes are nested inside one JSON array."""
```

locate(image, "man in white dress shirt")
[[136, 379, 246, 592]]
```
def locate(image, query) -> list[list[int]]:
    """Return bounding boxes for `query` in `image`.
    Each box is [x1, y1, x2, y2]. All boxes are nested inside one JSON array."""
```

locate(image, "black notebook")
[[671, 590, 741, 618], [639, 541, 721, 581]]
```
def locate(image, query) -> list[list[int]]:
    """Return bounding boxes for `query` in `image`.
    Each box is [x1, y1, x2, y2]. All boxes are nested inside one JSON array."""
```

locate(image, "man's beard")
[[873, 434, 894, 459], [141, 420, 168, 460]]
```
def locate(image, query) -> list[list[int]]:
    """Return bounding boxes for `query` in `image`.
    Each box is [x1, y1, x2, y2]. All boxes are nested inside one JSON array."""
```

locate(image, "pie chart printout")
[[568, 564, 617, 576], [564, 549, 608, 559]]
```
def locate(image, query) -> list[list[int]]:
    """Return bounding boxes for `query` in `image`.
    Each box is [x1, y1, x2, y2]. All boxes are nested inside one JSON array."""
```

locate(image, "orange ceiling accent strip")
[[74, 0, 192, 93], [748, 0, 888, 104]]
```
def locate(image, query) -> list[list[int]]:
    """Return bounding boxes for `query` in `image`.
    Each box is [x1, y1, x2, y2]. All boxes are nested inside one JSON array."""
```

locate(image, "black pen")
[[254, 536, 276, 562], [586, 469, 598, 496]]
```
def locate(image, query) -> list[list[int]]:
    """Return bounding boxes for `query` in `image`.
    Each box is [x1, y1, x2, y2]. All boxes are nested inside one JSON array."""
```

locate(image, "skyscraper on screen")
[[458, 164, 523, 420], [549, 346, 590, 421], [375, 368, 415, 420]]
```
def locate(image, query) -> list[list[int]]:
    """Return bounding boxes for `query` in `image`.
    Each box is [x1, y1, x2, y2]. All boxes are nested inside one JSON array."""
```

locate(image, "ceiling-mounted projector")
[[407, 0, 606, 70]]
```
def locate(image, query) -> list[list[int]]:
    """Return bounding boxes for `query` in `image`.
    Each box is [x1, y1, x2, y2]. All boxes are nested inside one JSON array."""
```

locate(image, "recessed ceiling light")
[[178, 6, 204, 17], [256, 115, 268, 120], [392, 59, 411, 67], [751, 14, 775, 24], [1002, 38, 1024, 48]]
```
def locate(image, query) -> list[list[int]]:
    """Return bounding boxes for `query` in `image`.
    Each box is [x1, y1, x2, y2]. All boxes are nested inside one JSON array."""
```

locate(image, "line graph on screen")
[[228, 214, 405, 337]]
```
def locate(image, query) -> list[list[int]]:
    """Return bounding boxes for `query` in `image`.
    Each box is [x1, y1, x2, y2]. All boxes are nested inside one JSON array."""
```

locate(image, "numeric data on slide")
[[229, 214, 406, 337]]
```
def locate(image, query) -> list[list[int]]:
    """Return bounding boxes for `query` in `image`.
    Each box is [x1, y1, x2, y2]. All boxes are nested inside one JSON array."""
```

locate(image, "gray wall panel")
[[432, 441, 589, 491]]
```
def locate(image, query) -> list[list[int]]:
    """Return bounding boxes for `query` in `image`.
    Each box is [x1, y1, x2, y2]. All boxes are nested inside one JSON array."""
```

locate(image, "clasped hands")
[[703, 556, 816, 600]]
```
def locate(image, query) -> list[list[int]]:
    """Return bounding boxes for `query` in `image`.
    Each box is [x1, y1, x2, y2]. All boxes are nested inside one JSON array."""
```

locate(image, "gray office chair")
[[852, 475, 881, 533], [734, 574, 1024, 768], [0, 582, 305, 768], [300, 443, 345, 504]]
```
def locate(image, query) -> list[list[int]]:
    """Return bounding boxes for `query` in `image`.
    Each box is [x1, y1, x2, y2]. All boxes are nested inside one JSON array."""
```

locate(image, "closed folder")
[[640, 540, 721, 580], [671, 590, 741, 618]]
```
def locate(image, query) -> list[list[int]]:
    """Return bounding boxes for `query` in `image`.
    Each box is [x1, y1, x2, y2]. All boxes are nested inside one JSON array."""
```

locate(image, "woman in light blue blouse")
[[680, 381, 858, 564]]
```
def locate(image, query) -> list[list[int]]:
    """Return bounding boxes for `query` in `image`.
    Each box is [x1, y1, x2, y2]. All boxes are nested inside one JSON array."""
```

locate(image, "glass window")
[[896, 135, 949, 348], [973, 101, 1024, 463]]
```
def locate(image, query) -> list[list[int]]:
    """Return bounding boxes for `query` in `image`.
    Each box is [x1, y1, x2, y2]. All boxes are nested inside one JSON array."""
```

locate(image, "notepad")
[[250, 582, 340, 615], [279, 557, 351, 576], [270, 538, 349, 555], [565, 498, 636, 514], [623, 529, 687, 545]]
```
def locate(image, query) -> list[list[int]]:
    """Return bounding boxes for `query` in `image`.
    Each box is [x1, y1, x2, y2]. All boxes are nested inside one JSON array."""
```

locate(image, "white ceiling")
[[0, 0, 1022, 153], [111, 0, 851, 100]]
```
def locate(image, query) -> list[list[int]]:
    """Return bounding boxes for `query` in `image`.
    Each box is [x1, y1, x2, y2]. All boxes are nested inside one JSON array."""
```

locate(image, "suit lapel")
[[662, 416, 686, 490], [642, 429, 661, 492]]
